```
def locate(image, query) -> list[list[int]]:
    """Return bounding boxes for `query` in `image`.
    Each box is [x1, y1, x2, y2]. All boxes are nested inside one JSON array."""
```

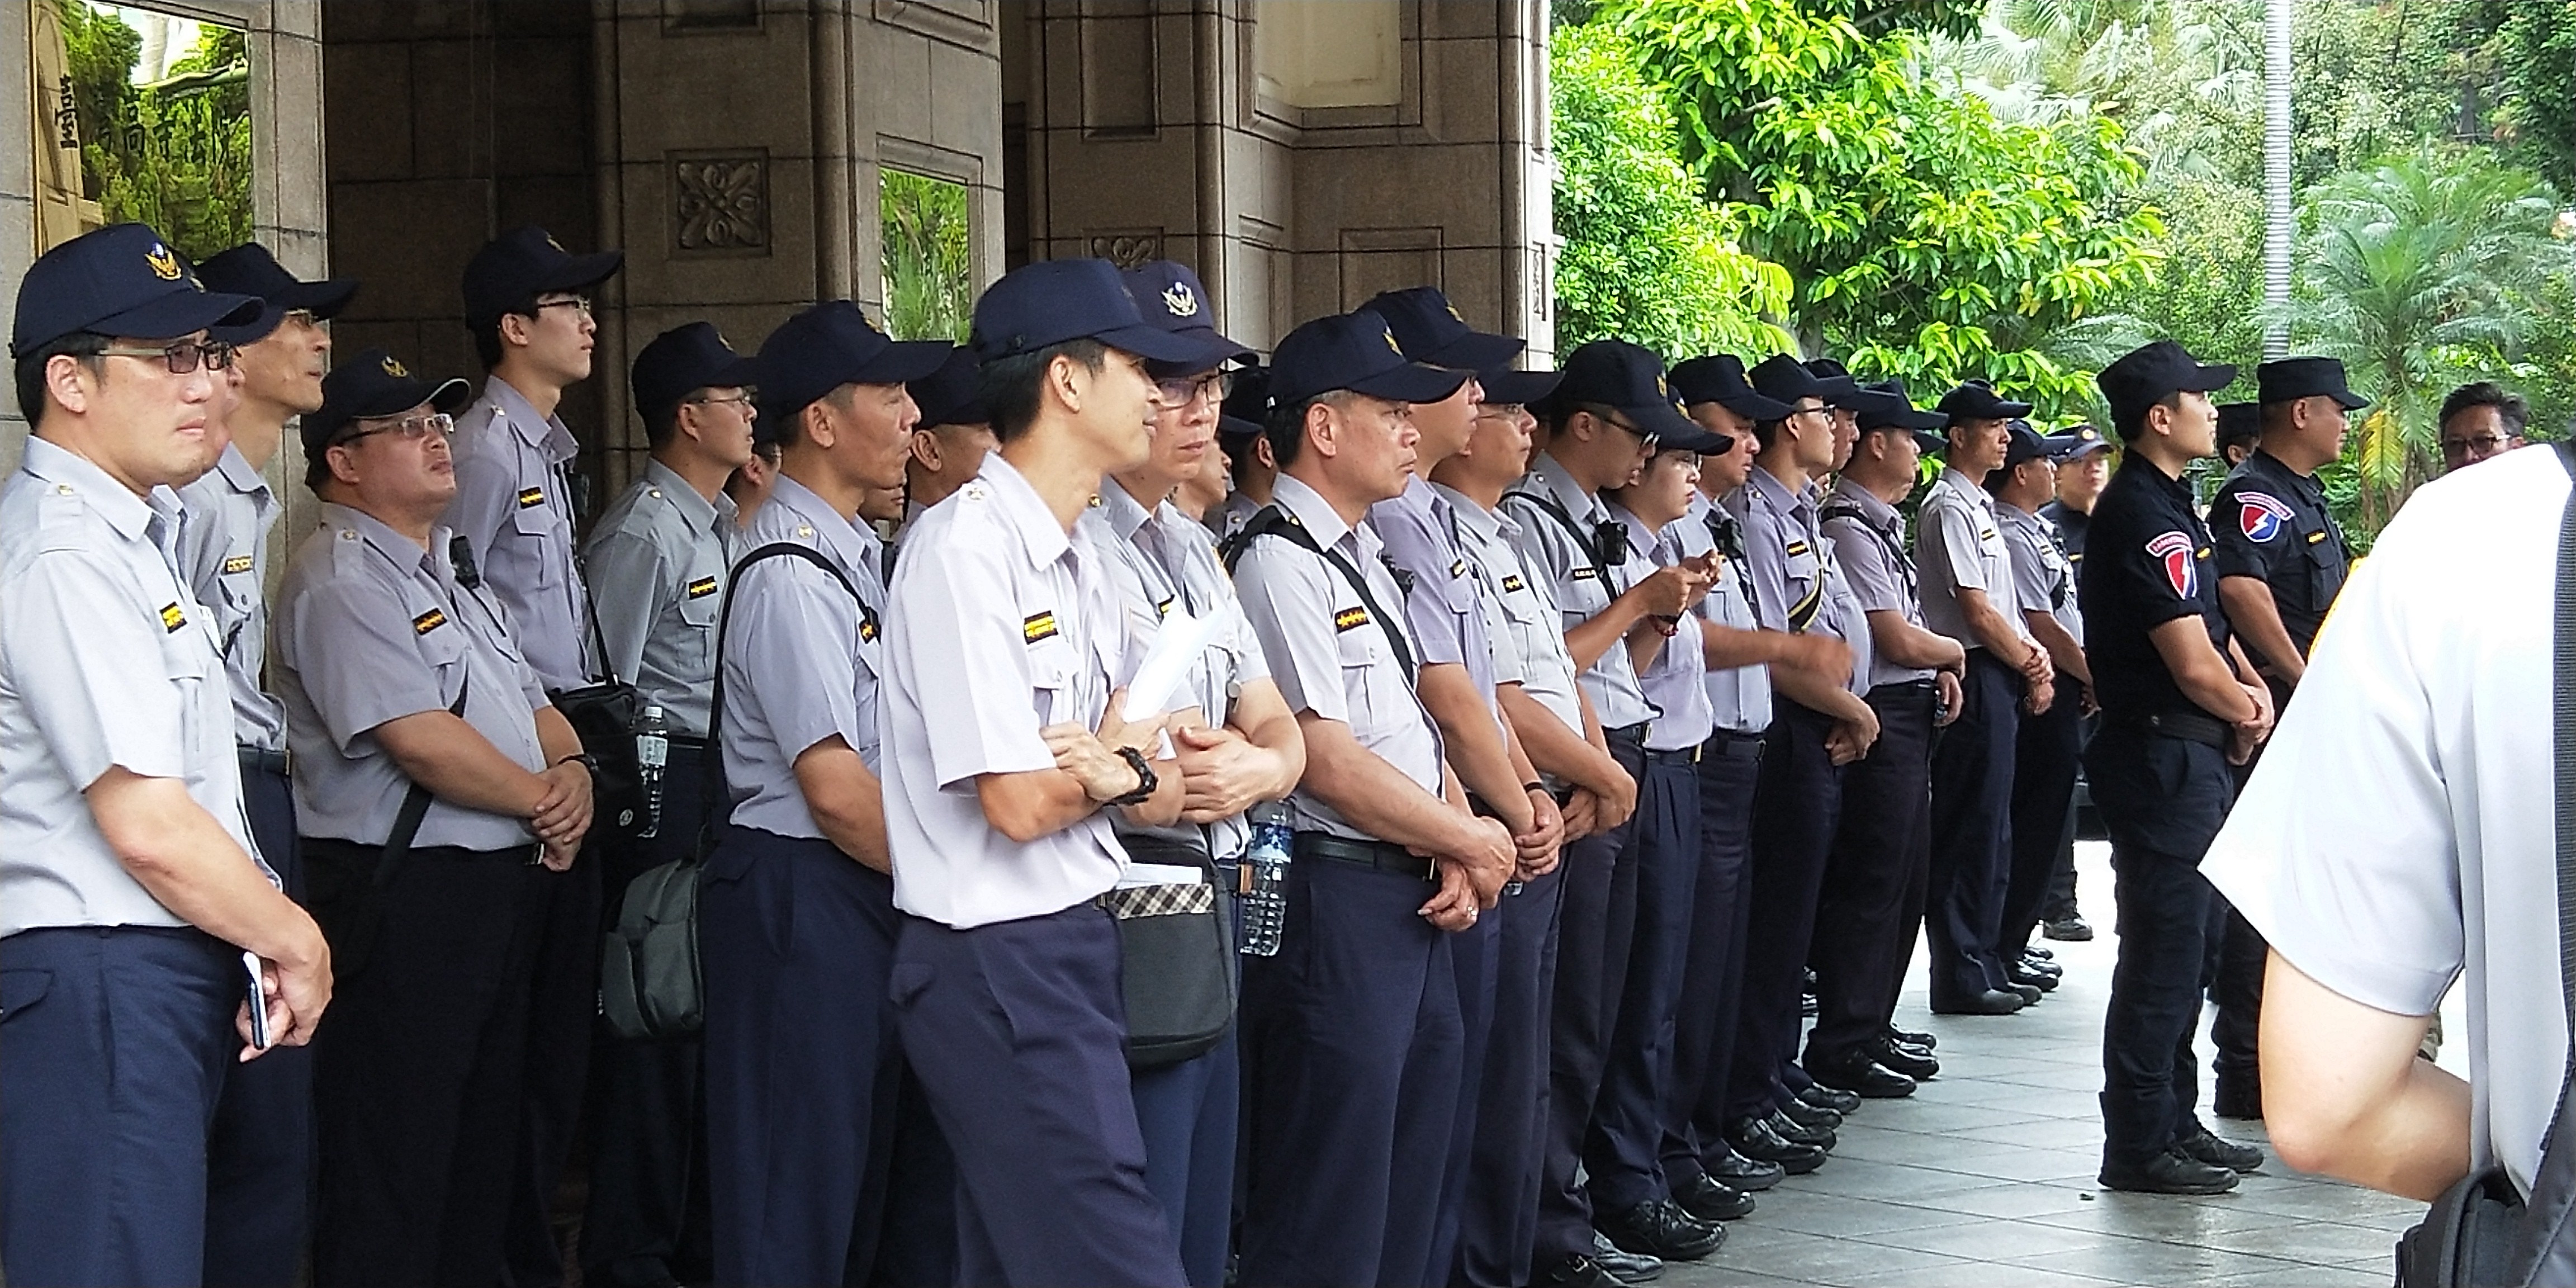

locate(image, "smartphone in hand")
[[243, 950, 271, 1051]]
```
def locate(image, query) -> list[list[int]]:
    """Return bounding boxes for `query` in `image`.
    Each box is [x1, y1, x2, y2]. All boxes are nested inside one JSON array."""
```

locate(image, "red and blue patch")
[[2146, 531, 2197, 598], [2236, 492, 2295, 543]]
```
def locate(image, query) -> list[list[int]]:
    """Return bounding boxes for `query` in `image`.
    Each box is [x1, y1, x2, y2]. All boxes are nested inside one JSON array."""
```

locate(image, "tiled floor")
[[1666, 841, 2432, 1287]]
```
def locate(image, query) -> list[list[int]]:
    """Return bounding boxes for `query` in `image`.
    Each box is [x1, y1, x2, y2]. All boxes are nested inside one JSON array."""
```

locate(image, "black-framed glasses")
[[1790, 402, 1832, 422], [1154, 370, 1233, 408], [336, 411, 455, 446], [532, 295, 594, 318], [97, 339, 235, 375], [2442, 433, 2509, 457], [1593, 409, 1659, 453], [689, 391, 757, 414]]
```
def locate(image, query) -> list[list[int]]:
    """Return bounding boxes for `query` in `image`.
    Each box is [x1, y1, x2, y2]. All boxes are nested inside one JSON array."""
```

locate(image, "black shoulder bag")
[[2394, 439, 2576, 1286], [551, 561, 652, 840]]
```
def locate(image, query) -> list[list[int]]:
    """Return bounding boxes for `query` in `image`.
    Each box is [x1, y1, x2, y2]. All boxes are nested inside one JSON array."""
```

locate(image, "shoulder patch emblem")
[[1501, 574, 1526, 594], [413, 607, 448, 635], [2236, 492, 2294, 543], [1024, 611, 1060, 643], [221, 554, 255, 576], [2307, 529, 2328, 544], [1334, 605, 1371, 633], [159, 603, 187, 632], [517, 487, 546, 509], [685, 576, 719, 599], [2146, 531, 2197, 599]]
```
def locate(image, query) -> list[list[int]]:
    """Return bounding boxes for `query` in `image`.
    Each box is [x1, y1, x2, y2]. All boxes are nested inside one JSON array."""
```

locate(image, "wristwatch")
[[555, 752, 601, 779], [1104, 746, 1157, 807]]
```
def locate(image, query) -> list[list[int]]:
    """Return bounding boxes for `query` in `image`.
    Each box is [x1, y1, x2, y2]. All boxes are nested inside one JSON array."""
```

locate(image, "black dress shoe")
[[2024, 944, 2056, 960], [1761, 1107, 1835, 1149], [1867, 1035, 1940, 1081], [1671, 1173, 1755, 1221], [1777, 1095, 1843, 1131], [2099, 1148, 2240, 1195], [1724, 1116, 1826, 1174], [1589, 1230, 1666, 1283], [2212, 1078, 2264, 1120], [1808, 1048, 1918, 1098], [1797, 1082, 1862, 1115], [1599, 1199, 1721, 1262], [2009, 964, 2060, 993], [2176, 1124, 2266, 1173], [1533, 1251, 1618, 1288], [2018, 951, 2063, 977], [1704, 1145, 1785, 1191], [2040, 913, 2094, 941], [2006, 981, 2045, 1005], [1887, 1024, 1937, 1051], [1930, 988, 2025, 1015]]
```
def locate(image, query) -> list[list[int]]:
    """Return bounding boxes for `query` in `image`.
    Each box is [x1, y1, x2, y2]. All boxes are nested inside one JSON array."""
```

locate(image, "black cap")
[[754, 301, 952, 444], [2045, 424, 2113, 458], [461, 225, 622, 328], [2096, 340, 2238, 433], [1746, 354, 1829, 409], [10, 222, 261, 358], [1268, 310, 1473, 406], [970, 258, 1204, 366], [2216, 401, 2262, 450], [630, 323, 758, 432], [1670, 354, 1793, 422], [2000, 420, 2061, 469], [1122, 261, 1253, 373], [1549, 339, 1703, 448], [2257, 356, 2370, 410], [1855, 376, 1948, 453], [1480, 366, 1563, 406], [1935, 380, 2035, 422], [908, 345, 991, 431], [1364, 286, 1525, 373], [301, 347, 472, 454], [1219, 364, 1270, 439], [1802, 356, 1867, 409], [197, 242, 360, 347]]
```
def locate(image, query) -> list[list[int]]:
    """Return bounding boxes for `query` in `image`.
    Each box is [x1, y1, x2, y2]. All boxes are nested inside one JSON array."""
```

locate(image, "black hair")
[[1264, 397, 1317, 471], [1750, 417, 1786, 452], [2438, 382, 2528, 438], [470, 301, 539, 371], [643, 389, 708, 451], [13, 332, 107, 433], [979, 339, 1107, 443], [303, 439, 339, 493], [1219, 427, 1261, 479], [2113, 391, 2185, 443]]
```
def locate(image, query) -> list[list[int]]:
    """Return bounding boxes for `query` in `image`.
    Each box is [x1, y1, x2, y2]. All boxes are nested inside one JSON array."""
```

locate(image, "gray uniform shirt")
[[1917, 467, 2032, 652], [446, 375, 593, 690], [0, 440, 268, 937], [176, 442, 287, 750], [1438, 483, 1584, 735], [1372, 473, 1504, 727], [1234, 473, 1444, 840], [274, 503, 550, 852], [1727, 467, 1871, 702], [1502, 452, 1656, 730], [1676, 491, 1772, 734], [1999, 500, 2083, 647], [583, 460, 737, 738], [1610, 501, 1713, 752], [1819, 475, 1936, 689], [719, 475, 888, 840]]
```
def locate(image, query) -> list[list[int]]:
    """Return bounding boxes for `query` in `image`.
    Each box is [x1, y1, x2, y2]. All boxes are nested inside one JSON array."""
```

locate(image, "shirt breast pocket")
[[510, 498, 567, 585], [675, 583, 719, 667], [1335, 611, 1383, 724], [2300, 532, 2345, 607], [415, 617, 473, 708], [1027, 633, 1079, 727]]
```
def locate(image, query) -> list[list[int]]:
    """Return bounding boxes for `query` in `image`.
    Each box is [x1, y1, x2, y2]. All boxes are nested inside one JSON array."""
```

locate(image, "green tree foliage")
[[60, 6, 252, 259], [1549, 22, 1796, 359], [879, 169, 973, 343]]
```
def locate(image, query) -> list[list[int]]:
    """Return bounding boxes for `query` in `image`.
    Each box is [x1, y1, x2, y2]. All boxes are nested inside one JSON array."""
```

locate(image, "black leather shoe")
[[1777, 1095, 1843, 1131], [1868, 1035, 1940, 1081], [2009, 964, 2061, 993], [1797, 1082, 1862, 1115], [2024, 944, 2056, 960], [1533, 1252, 1618, 1288], [2040, 913, 2094, 941], [2176, 1124, 2266, 1173], [1761, 1107, 1835, 1150], [2099, 1148, 2240, 1195], [1930, 988, 2025, 1015], [1589, 1230, 1666, 1283], [2212, 1078, 2264, 1120], [1600, 1199, 1721, 1262], [2006, 981, 2045, 1005], [1671, 1173, 1755, 1221], [1887, 1024, 1936, 1051], [2018, 951, 2063, 977], [1704, 1145, 1785, 1191], [1725, 1116, 1826, 1174], [1808, 1046, 1918, 1098]]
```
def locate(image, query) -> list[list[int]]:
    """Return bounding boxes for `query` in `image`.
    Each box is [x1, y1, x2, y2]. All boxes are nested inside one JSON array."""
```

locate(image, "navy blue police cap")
[[754, 301, 951, 445], [1219, 364, 1270, 440], [301, 347, 472, 456], [1549, 339, 1717, 452], [631, 323, 758, 433], [1856, 376, 1949, 454], [1121, 261, 1253, 375], [2045, 424, 2114, 458], [2096, 340, 2237, 435], [1670, 354, 1793, 423], [2256, 356, 2370, 411], [1746, 353, 1830, 410], [2000, 419, 2064, 470], [909, 346, 992, 432], [461, 225, 622, 329], [2216, 401, 2262, 451], [1936, 379, 2035, 423], [1365, 286, 1526, 373], [1480, 364, 1563, 408], [11, 222, 261, 359], [1268, 310, 1472, 407], [970, 258, 1203, 367], [198, 242, 359, 347]]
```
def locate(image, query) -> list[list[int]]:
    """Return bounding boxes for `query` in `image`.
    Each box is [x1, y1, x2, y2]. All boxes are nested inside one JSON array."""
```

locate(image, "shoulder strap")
[[1223, 504, 1415, 680], [1507, 486, 1617, 589], [694, 542, 868, 844], [376, 669, 470, 891]]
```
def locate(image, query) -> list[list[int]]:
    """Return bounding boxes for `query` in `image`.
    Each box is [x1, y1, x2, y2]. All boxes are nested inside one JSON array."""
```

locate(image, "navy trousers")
[[896, 906, 1183, 1288], [1660, 730, 1761, 1188], [1427, 894, 1502, 1286], [1240, 846, 1465, 1288], [204, 754, 313, 1288], [506, 841, 604, 1288], [1, 926, 238, 1288], [1925, 651, 2021, 1005], [1806, 684, 1935, 1067], [1131, 1029, 1239, 1288], [1724, 702, 1845, 1119], [1532, 735, 1646, 1260], [1583, 751, 1702, 1215], [2000, 688, 2082, 964], [702, 828, 950, 1288], [1450, 865, 1565, 1287]]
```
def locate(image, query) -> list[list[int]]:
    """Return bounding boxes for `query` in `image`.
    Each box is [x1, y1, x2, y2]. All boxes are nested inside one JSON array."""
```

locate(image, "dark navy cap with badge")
[[197, 242, 359, 347], [10, 222, 261, 359], [2044, 423, 2113, 458], [1364, 286, 1525, 374], [2256, 356, 2370, 410], [631, 322, 759, 432], [1219, 364, 1270, 440], [1671, 353, 1793, 423], [969, 257, 1204, 366], [1809, 356, 1906, 418], [2096, 339, 2238, 438], [1268, 309, 1472, 407], [461, 225, 623, 328], [1122, 260, 1253, 375], [754, 301, 951, 444], [1855, 376, 1948, 454], [1936, 379, 2035, 423], [909, 346, 992, 431], [302, 347, 472, 453], [1549, 339, 1716, 451]]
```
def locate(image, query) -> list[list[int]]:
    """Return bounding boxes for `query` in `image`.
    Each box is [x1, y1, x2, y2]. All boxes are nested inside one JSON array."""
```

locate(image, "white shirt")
[[2204, 444, 2564, 1196]]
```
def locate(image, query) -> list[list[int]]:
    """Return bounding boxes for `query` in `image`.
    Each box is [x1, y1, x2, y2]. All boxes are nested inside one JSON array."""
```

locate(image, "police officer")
[[2081, 340, 2274, 1194], [182, 239, 357, 1288], [902, 345, 998, 523], [1229, 309, 1509, 1288], [1, 222, 325, 1286], [880, 259, 1198, 1287], [2216, 400, 2261, 469], [1214, 366, 1276, 541], [2205, 356, 2365, 1121], [2036, 424, 2111, 943], [1989, 424, 2093, 984], [275, 348, 594, 1283], [1809, 380, 1963, 1093], [698, 300, 948, 1287]]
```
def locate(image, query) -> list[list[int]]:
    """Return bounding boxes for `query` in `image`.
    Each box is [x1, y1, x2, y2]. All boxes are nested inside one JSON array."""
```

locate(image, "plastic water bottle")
[[1238, 802, 1292, 956], [633, 703, 670, 838]]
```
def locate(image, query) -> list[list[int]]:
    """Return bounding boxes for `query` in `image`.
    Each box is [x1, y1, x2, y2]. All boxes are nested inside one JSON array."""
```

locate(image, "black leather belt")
[[1603, 721, 1649, 746], [1644, 744, 1702, 765], [1872, 679, 1938, 695], [1294, 832, 1434, 881], [2118, 711, 2229, 747], [237, 746, 290, 777]]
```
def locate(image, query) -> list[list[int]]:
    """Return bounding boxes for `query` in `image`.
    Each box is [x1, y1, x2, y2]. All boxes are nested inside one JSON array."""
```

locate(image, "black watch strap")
[[1105, 745, 1157, 807]]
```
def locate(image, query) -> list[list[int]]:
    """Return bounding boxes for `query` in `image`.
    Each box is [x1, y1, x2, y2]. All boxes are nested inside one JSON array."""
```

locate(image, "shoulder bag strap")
[[1508, 486, 1618, 589], [375, 669, 471, 893], [2506, 441, 2576, 1276], [1223, 504, 1414, 680], [693, 542, 866, 851]]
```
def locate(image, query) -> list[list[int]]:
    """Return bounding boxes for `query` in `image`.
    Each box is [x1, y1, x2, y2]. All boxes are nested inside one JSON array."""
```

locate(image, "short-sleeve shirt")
[[1917, 467, 2029, 651], [0, 440, 268, 937], [1727, 467, 1873, 702], [2209, 449, 2350, 657], [2204, 443, 2564, 1196], [1373, 474, 1503, 726], [720, 475, 888, 840], [1677, 490, 1772, 733], [1233, 473, 1444, 840], [175, 442, 286, 751], [883, 454, 1132, 929], [1216, 490, 1262, 543], [1503, 452, 1656, 730], [444, 375, 594, 690], [1438, 482, 1584, 735], [2078, 459, 2231, 722], [2040, 499, 2091, 565], [1612, 501, 1712, 752], [583, 460, 737, 738], [1819, 475, 1935, 689], [275, 503, 551, 852], [1999, 499, 2083, 647]]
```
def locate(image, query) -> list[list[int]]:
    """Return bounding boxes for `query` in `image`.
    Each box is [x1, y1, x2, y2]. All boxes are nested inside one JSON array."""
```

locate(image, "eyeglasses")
[[97, 339, 235, 375], [2441, 434, 2509, 457], [1154, 370, 1233, 408], [280, 309, 321, 330], [532, 296, 594, 318], [336, 412, 455, 446], [1595, 410, 1659, 453], [689, 391, 757, 414], [1790, 404, 1833, 423]]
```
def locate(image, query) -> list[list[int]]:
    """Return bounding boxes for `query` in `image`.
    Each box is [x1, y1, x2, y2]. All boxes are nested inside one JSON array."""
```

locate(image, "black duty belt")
[[238, 746, 290, 778], [2118, 711, 2229, 748], [1294, 832, 1434, 881], [1872, 678, 1938, 695], [1644, 744, 1703, 765], [1603, 721, 1650, 746]]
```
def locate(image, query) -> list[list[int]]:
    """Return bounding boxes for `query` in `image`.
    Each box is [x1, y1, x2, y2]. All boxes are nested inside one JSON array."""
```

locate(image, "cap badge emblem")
[[381, 355, 409, 378], [1445, 303, 1464, 322], [1162, 282, 1199, 318], [544, 233, 567, 252], [145, 243, 182, 281], [1382, 329, 1404, 356]]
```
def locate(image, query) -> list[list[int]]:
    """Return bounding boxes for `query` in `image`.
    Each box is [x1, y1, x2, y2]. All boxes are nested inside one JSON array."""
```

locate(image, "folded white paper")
[[1120, 609, 1224, 721]]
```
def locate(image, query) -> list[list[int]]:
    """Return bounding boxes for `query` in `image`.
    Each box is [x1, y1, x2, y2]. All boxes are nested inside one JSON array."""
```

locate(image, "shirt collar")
[[1099, 476, 1158, 541], [21, 437, 158, 541], [2250, 448, 2323, 498], [642, 458, 725, 536], [214, 443, 270, 497], [768, 473, 879, 574], [1935, 467, 1995, 513], [1269, 472, 1355, 555], [1528, 451, 1607, 524], [976, 452, 1074, 571], [483, 375, 578, 462], [1602, 500, 1658, 562], [321, 500, 447, 579], [1829, 473, 1899, 524], [1431, 480, 1506, 547]]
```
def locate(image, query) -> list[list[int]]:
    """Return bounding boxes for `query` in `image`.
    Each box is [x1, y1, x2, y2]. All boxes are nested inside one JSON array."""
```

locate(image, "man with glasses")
[[2438, 381, 2531, 472], [2, 222, 331, 1286], [275, 348, 596, 1280]]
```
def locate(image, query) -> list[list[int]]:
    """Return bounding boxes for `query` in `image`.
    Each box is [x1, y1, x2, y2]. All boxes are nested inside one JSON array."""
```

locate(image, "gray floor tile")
[[2024, 1191, 2311, 1242], [1862, 1216, 2109, 1259], [1739, 1191, 1959, 1238], [1832, 1260, 2124, 1288], [1896, 1181, 2105, 1220], [2020, 1238, 2312, 1282], [2199, 1263, 2391, 1287], [2194, 1218, 2408, 1265], [1775, 1158, 2019, 1202]]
